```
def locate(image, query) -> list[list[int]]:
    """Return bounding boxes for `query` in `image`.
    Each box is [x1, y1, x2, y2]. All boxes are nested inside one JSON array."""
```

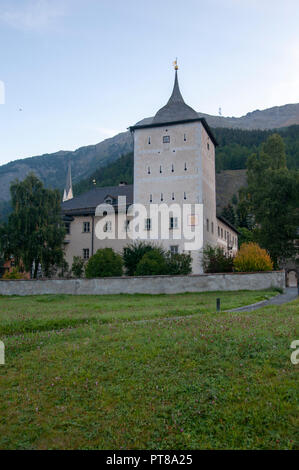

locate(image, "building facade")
[[62, 67, 238, 274]]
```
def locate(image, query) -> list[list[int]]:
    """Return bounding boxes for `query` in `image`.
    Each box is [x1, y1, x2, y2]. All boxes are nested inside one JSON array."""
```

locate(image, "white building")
[[62, 67, 238, 273]]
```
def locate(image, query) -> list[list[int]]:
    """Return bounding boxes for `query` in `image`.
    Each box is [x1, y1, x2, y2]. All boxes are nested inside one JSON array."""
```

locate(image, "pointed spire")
[[63, 160, 73, 202], [153, 65, 198, 124]]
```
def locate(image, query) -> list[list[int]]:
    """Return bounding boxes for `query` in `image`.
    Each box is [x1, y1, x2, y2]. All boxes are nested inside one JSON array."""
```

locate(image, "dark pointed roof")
[[153, 70, 198, 124]]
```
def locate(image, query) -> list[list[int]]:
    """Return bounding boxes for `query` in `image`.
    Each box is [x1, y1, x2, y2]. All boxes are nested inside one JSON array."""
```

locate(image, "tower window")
[[161, 193, 163, 201], [172, 192, 175, 201], [171, 164, 174, 173], [160, 165, 162, 173], [184, 133, 187, 142], [184, 192, 187, 200], [163, 135, 170, 144], [211, 221, 214, 234], [145, 218, 152, 231], [148, 137, 151, 144], [207, 142, 210, 150], [184, 162, 187, 171], [206, 219, 209, 232], [149, 194, 152, 202], [147, 166, 151, 174], [169, 217, 178, 229]]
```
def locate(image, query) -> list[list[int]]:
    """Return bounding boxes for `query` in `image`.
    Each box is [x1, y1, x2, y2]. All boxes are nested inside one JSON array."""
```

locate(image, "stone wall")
[[0, 271, 285, 296]]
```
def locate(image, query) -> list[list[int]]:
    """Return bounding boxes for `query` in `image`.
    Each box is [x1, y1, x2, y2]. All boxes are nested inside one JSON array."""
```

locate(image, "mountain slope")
[[0, 103, 298, 204]]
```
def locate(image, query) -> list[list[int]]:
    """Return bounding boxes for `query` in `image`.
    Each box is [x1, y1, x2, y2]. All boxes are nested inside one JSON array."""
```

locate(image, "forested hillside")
[[214, 125, 299, 171], [74, 125, 299, 196]]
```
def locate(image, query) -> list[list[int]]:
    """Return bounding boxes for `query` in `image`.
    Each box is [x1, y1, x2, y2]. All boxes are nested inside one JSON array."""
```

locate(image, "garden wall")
[[0, 271, 285, 296]]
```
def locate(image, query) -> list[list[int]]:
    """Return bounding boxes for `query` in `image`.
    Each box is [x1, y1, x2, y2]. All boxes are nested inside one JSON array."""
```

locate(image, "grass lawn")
[[0, 289, 298, 450]]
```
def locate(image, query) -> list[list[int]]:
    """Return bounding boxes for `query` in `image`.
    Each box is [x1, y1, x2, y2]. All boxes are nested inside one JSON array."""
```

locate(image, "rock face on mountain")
[[0, 103, 297, 203]]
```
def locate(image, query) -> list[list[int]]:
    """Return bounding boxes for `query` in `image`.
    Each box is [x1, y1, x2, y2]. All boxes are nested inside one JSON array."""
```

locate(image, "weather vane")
[[173, 58, 179, 70]]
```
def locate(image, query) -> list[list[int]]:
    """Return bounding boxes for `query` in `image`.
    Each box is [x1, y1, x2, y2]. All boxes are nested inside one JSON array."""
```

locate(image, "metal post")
[[216, 298, 221, 312]]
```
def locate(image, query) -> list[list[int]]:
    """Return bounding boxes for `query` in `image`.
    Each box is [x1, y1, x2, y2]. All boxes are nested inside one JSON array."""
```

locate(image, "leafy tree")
[[0, 173, 65, 278], [246, 134, 299, 267], [71, 256, 85, 278], [202, 245, 234, 273], [85, 248, 123, 278], [165, 252, 192, 275], [234, 242, 273, 272], [221, 204, 236, 226], [123, 241, 166, 276], [135, 249, 168, 276]]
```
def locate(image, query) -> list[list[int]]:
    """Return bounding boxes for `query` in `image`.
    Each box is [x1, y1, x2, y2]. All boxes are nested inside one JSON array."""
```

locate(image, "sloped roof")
[[62, 184, 133, 215]]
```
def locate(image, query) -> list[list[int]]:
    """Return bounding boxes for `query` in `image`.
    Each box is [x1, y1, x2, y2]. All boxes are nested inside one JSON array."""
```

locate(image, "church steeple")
[[63, 160, 73, 202], [153, 63, 198, 124]]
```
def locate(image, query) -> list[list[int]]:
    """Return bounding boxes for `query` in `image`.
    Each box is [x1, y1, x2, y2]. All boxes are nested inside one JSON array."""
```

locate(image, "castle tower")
[[130, 63, 218, 273], [63, 160, 73, 202]]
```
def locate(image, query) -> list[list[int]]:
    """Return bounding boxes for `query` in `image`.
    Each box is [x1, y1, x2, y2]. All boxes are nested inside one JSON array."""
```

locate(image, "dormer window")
[[163, 135, 170, 144], [105, 197, 113, 205]]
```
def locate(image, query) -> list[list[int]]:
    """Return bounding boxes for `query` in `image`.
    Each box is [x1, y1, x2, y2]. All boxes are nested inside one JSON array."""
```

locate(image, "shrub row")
[[76, 242, 193, 278]]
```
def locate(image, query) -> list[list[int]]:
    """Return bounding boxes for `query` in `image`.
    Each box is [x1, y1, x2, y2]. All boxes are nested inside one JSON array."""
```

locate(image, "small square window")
[[170, 245, 179, 255], [103, 221, 112, 232], [65, 222, 70, 234], [163, 135, 170, 143], [83, 222, 90, 233]]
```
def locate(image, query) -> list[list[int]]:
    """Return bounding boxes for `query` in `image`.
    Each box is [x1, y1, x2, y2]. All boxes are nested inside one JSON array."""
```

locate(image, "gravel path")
[[227, 287, 298, 312]]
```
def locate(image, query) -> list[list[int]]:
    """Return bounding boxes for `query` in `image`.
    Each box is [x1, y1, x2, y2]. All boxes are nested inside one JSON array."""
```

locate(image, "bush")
[[85, 248, 123, 278], [3, 268, 24, 279], [202, 245, 234, 273], [123, 242, 166, 275], [71, 256, 84, 278], [165, 252, 192, 275], [234, 242, 273, 272], [135, 249, 168, 276]]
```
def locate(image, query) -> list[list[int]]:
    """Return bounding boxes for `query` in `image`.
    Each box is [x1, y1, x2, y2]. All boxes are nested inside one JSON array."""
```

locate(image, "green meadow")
[[0, 289, 298, 450]]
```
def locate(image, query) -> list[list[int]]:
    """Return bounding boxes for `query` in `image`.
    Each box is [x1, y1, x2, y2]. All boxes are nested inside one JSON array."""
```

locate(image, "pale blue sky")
[[0, 0, 298, 165]]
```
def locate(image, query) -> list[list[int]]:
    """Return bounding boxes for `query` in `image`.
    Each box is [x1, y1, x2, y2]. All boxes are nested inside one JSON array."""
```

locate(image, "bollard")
[[216, 298, 221, 312]]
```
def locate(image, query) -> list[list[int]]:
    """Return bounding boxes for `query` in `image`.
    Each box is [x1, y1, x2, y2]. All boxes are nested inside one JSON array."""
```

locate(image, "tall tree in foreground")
[[0, 173, 65, 278], [246, 134, 299, 268]]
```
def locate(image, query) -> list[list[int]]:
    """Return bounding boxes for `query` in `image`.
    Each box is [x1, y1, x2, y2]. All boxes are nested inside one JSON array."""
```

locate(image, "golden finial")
[[173, 58, 179, 70]]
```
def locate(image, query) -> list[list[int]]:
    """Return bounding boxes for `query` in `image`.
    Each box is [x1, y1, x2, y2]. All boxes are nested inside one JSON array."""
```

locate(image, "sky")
[[0, 0, 298, 166]]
